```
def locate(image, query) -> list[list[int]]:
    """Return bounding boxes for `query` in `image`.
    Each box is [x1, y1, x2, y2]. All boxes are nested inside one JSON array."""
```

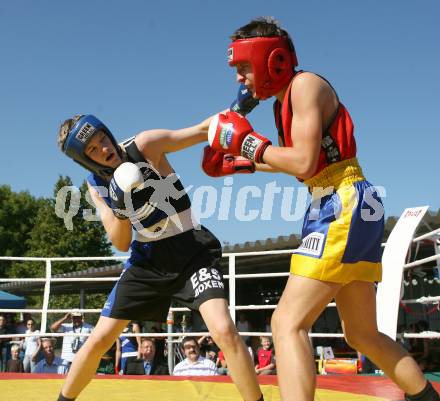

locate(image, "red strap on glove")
[[201, 146, 255, 177]]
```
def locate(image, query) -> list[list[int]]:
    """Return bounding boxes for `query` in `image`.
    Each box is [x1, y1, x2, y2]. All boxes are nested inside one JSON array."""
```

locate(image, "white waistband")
[[121, 351, 138, 358], [134, 208, 198, 242]]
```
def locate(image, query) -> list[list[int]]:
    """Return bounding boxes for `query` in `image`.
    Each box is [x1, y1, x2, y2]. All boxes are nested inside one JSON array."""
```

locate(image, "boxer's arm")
[[259, 75, 326, 180], [87, 182, 132, 252], [50, 313, 70, 332], [254, 163, 282, 173], [134, 113, 221, 158], [132, 322, 142, 354]]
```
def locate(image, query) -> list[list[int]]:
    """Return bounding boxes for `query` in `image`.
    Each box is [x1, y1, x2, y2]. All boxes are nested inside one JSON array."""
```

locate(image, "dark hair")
[[141, 337, 155, 346], [181, 336, 198, 349], [231, 16, 290, 41], [57, 115, 83, 150]]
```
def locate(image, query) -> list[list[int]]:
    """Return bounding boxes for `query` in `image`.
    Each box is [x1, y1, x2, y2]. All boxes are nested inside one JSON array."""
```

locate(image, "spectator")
[[198, 335, 219, 361], [216, 350, 228, 375], [5, 314, 16, 333], [50, 310, 93, 366], [214, 338, 254, 376], [6, 344, 24, 373], [173, 337, 218, 376], [150, 324, 166, 360], [15, 313, 32, 335], [125, 338, 168, 375], [255, 336, 276, 375], [236, 312, 251, 344], [32, 338, 68, 374], [96, 352, 115, 375], [263, 314, 272, 333], [115, 322, 141, 374], [0, 314, 11, 372], [22, 318, 40, 373], [356, 351, 377, 374]]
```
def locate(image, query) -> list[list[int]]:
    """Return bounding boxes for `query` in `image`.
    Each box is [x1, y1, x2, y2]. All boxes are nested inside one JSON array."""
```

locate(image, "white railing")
[[0, 250, 293, 331], [0, 208, 439, 373], [0, 220, 439, 337]]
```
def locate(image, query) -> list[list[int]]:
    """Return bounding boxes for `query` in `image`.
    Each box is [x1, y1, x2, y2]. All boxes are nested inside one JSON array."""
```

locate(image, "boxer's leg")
[[336, 281, 435, 398], [58, 317, 129, 400], [199, 298, 263, 401]]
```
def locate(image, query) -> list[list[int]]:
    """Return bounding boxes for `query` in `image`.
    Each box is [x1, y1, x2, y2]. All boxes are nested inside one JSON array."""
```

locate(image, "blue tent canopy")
[[0, 290, 26, 309]]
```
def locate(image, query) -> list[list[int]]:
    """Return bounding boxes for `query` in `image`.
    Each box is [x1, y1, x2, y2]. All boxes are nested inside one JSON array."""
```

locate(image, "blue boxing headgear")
[[62, 114, 121, 177]]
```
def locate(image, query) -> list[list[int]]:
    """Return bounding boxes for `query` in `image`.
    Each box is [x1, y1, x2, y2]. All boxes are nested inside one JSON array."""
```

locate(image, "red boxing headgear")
[[228, 36, 298, 100]]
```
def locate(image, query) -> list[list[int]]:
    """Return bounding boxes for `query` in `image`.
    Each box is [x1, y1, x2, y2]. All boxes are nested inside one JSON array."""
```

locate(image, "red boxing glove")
[[201, 146, 255, 177], [208, 111, 271, 163]]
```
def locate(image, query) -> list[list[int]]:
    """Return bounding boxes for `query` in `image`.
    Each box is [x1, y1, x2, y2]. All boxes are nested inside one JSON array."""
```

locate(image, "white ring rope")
[[413, 228, 440, 243], [404, 254, 440, 270], [2, 331, 440, 340], [403, 332, 440, 339], [414, 296, 440, 305], [0, 302, 339, 315], [0, 331, 347, 340], [401, 297, 440, 305]]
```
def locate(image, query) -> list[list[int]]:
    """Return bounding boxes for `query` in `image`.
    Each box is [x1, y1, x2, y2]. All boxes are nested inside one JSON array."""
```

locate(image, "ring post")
[[40, 258, 52, 334], [376, 206, 428, 340], [229, 255, 236, 323], [167, 310, 174, 374]]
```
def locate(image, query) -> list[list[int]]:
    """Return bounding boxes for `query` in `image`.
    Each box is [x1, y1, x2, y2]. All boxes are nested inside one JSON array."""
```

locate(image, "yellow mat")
[[0, 379, 390, 401]]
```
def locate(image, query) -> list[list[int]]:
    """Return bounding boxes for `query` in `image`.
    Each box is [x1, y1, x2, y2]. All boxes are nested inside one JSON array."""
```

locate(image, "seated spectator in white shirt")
[[50, 309, 94, 365], [32, 338, 68, 374], [173, 337, 218, 376]]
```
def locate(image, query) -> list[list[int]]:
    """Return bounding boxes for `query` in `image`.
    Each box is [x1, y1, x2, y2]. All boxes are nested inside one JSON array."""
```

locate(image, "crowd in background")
[[0, 310, 439, 376]]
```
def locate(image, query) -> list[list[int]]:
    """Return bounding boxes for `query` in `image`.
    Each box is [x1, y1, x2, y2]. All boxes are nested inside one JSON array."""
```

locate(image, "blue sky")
[[0, 1, 439, 248]]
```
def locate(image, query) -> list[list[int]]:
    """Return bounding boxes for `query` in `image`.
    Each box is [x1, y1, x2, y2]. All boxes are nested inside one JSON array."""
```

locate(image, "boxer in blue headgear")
[[55, 111, 265, 401], [61, 114, 122, 177]]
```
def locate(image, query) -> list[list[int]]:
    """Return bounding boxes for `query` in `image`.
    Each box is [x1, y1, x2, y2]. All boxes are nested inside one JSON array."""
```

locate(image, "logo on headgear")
[[227, 47, 234, 62], [75, 123, 96, 143]]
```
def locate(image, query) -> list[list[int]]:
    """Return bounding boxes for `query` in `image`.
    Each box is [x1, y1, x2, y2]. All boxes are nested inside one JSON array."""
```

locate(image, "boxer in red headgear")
[[207, 17, 439, 401], [227, 29, 297, 100]]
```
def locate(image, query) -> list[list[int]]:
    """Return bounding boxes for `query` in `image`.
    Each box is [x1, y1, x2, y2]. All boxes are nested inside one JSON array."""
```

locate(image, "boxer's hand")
[[230, 83, 259, 116], [207, 111, 271, 163], [109, 162, 144, 220], [201, 146, 255, 177]]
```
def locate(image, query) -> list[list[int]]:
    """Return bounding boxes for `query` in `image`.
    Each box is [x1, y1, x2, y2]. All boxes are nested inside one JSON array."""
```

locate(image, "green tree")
[[0, 185, 43, 276], [9, 176, 116, 312], [31, 177, 111, 264]]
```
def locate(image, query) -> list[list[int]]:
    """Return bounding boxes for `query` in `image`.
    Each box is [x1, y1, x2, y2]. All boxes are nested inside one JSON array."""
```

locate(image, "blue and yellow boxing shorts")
[[291, 158, 384, 284]]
